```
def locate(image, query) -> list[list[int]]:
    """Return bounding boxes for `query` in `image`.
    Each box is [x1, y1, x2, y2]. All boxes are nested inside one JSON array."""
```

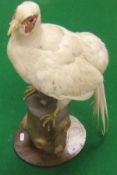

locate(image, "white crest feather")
[[8, 1, 40, 35]]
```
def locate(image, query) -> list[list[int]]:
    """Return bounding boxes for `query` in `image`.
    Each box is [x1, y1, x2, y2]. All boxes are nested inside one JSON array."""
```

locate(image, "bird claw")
[[40, 105, 59, 130], [23, 85, 37, 100], [41, 113, 56, 129]]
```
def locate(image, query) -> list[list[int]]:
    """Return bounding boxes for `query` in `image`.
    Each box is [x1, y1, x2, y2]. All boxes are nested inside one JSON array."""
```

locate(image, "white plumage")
[[7, 1, 109, 134]]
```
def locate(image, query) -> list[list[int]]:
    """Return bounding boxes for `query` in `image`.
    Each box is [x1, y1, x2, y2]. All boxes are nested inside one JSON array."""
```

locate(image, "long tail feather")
[[94, 83, 108, 135]]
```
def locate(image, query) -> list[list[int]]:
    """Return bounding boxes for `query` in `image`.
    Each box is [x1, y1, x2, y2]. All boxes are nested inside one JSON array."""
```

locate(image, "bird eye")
[[29, 18, 34, 22]]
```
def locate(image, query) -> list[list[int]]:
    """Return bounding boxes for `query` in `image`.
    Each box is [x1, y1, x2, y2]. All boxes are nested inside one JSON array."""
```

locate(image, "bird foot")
[[40, 105, 59, 130], [24, 85, 37, 100]]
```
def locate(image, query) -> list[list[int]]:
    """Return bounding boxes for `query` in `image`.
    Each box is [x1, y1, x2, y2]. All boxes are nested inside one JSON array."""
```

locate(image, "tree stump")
[[22, 92, 71, 155], [14, 92, 86, 166]]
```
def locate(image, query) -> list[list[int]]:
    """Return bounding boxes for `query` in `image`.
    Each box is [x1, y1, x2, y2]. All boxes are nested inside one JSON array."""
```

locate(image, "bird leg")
[[40, 104, 59, 130], [24, 85, 37, 99]]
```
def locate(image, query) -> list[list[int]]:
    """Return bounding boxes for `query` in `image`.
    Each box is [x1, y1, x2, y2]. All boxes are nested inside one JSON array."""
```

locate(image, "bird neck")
[[12, 23, 42, 47]]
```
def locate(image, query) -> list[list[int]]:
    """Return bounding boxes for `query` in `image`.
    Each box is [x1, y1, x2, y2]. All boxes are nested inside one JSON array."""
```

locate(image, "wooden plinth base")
[[14, 116, 86, 167]]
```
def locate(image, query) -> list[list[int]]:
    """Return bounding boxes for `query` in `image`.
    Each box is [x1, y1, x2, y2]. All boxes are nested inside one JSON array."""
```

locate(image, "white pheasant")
[[7, 1, 109, 134]]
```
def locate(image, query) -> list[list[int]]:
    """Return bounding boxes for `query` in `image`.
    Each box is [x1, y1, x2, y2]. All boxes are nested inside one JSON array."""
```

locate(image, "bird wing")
[[32, 49, 103, 100]]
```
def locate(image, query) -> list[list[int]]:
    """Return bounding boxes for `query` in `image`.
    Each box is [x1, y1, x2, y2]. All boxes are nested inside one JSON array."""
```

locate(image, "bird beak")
[[8, 19, 19, 36]]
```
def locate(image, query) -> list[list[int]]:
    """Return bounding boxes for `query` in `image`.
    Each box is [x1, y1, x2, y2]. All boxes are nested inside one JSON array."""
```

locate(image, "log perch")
[[21, 92, 71, 155]]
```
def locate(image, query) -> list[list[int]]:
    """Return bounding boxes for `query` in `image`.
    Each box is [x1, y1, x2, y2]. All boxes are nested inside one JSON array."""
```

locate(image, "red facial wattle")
[[22, 14, 38, 33]]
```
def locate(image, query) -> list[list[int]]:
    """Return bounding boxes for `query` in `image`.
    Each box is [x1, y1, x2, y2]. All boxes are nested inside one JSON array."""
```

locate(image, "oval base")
[[14, 115, 86, 167]]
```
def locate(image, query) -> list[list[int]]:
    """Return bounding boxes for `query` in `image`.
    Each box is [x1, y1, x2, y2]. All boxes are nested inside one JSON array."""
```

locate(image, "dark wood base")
[[14, 116, 86, 167]]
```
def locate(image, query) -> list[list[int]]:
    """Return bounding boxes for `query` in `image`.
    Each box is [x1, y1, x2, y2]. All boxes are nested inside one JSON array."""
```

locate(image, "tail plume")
[[94, 83, 108, 135]]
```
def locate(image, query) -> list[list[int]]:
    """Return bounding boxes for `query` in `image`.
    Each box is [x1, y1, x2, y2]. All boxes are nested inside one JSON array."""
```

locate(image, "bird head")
[[8, 1, 41, 36]]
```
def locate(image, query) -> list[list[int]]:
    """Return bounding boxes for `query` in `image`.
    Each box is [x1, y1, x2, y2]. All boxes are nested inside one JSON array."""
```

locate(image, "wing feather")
[[35, 55, 103, 100]]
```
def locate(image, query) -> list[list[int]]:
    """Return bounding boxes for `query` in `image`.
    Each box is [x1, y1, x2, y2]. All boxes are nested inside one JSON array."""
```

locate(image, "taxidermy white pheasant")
[[7, 1, 109, 135]]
